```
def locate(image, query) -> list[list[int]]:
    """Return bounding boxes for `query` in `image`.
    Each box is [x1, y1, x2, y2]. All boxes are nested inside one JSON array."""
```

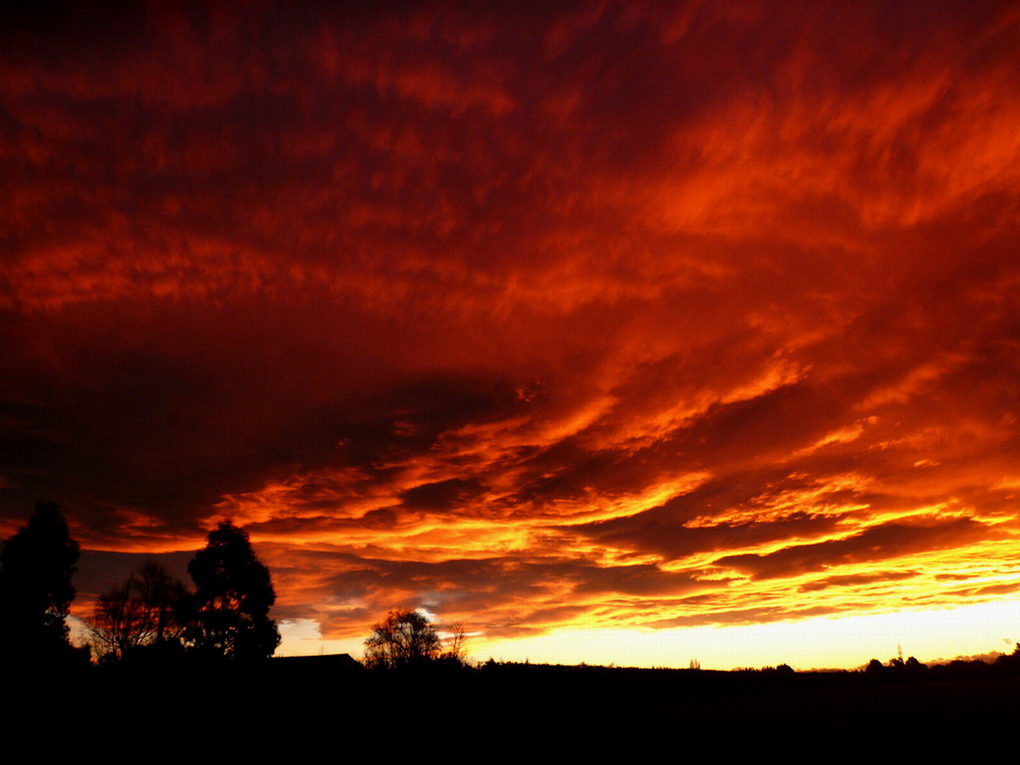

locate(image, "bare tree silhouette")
[[87, 560, 188, 661]]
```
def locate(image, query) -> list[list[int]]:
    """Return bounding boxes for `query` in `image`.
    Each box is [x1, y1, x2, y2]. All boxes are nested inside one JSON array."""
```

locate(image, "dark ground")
[[6, 659, 1018, 753]]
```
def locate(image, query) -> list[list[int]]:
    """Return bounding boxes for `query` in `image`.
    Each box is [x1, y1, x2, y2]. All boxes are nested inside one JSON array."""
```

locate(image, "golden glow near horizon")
[[4, 2, 1020, 670]]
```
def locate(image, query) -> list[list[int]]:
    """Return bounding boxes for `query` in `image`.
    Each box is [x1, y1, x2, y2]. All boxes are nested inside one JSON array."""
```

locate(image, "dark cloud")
[[798, 570, 922, 593], [400, 478, 488, 510], [75, 549, 194, 601], [647, 604, 848, 630], [716, 519, 997, 580], [592, 512, 846, 562]]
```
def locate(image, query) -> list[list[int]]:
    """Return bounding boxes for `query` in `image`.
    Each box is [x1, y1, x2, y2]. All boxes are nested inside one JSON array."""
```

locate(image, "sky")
[[2, 1, 1020, 670]]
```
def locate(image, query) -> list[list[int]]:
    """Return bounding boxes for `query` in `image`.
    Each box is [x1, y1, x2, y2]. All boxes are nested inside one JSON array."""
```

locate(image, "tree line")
[[0, 500, 469, 671], [87, 517, 281, 663], [0, 500, 280, 667], [7, 501, 1020, 681]]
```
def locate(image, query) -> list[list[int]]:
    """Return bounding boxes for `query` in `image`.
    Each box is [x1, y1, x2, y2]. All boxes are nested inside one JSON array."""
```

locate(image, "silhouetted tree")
[[87, 560, 188, 661], [865, 658, 885, 675], [183, 521, 280, 660], [995, 643, 1020, 673], [904, 656, 927, 673], [0, 501, 82, 664], [444, 622, 468, 667], [364, 608, 467, 670]]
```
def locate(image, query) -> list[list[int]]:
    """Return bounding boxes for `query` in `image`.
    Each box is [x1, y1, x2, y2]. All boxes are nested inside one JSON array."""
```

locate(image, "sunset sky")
[[3, 1, 1020, 669]]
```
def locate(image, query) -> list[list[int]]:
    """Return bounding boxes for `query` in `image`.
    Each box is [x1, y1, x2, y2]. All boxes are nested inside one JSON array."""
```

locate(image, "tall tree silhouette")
[[184, 521, 280, 660], [0, 501, 81, 663]]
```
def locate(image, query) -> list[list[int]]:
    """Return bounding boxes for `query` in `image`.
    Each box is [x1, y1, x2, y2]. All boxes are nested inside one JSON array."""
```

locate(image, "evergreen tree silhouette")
[[0, 501, 83, 665], [183, 520, 280, 660]]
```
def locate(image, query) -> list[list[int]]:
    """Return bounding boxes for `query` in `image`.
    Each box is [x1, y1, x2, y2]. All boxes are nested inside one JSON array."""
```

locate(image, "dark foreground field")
[[8, 659, 1020, 751]]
